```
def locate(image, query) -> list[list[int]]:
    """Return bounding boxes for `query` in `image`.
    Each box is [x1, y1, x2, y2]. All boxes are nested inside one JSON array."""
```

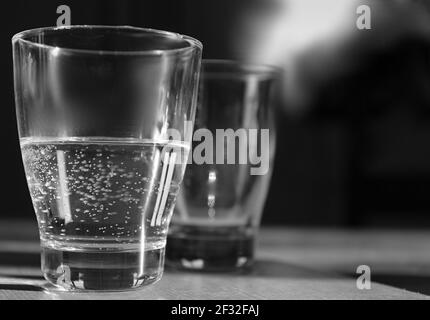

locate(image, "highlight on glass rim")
[[2, 0, 430, 307]]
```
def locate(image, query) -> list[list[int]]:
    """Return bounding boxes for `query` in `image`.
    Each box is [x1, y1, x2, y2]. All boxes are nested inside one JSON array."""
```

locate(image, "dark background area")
[[3, 0, 430, 227]]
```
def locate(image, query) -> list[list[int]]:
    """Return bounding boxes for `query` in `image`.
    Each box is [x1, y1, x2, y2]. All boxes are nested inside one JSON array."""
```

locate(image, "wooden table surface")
[[1, 220, 430, 300]]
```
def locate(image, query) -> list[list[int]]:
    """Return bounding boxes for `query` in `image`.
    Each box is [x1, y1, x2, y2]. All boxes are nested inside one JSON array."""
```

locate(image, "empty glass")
[[166, 60, 277, 271], [13, 26, 202, 291]]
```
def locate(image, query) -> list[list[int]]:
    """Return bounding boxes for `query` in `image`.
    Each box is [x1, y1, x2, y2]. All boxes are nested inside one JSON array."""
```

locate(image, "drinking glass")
[[166, 60, 277, 271], [12, 26, 202, 291]]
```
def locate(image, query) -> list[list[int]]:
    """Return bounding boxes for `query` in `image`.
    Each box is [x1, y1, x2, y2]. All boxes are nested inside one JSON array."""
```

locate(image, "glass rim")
[[12, 25, 203, 56], [202, 59, 281, 80]]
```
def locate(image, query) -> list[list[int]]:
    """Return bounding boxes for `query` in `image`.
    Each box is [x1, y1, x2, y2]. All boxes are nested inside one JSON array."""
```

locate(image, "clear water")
[[166, 160, 272, 271], [21, 137, 188, 291], [166, 225, 255, 272]]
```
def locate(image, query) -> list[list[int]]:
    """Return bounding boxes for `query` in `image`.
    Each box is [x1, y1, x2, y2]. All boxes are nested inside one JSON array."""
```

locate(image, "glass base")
[[41, 246, 165, 292], [166, 226, 255, 272]]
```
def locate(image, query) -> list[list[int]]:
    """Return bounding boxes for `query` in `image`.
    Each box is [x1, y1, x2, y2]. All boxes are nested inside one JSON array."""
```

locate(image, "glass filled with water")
[[166, 60, 277, 271], [13, 26, 202, 291]]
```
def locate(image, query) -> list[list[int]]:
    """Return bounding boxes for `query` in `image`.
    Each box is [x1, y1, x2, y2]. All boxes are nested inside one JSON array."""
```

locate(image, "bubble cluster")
[[20, 137, 185, 248]]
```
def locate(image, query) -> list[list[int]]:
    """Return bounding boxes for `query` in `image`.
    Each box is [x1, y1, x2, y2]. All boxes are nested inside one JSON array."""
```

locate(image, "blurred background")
[[2, 0, 430, 227]]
